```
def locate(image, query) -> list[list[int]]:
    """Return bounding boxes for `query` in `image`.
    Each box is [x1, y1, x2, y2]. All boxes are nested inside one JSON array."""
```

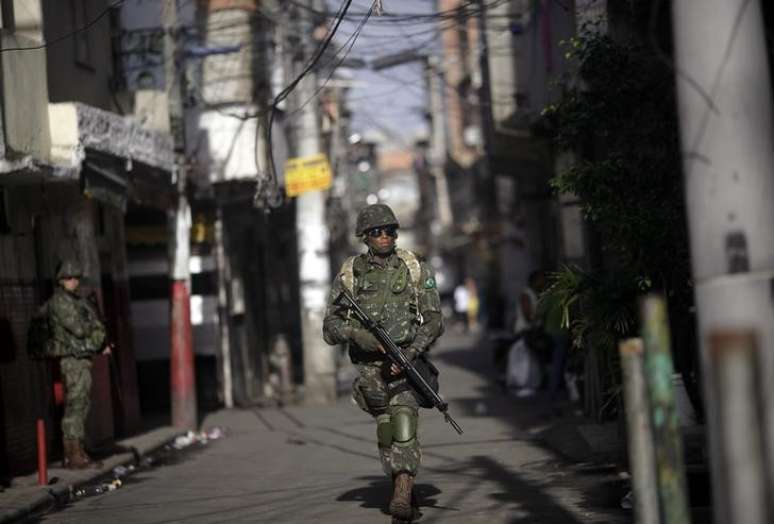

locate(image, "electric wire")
[[256, 0, 359, 208], [287, 0, 514, 25], [0, 0, 125, 54]]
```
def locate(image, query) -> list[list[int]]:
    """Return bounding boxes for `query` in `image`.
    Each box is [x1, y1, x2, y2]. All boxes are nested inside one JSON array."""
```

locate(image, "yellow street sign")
[[284, 153, 333, 197]]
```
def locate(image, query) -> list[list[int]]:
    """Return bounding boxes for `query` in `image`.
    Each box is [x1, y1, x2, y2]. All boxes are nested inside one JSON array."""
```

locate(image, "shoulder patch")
[[424, 277, 436, 289]]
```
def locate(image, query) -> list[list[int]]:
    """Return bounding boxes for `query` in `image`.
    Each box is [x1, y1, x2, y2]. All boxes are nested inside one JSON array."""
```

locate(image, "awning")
[[82, 161, 128, 211]]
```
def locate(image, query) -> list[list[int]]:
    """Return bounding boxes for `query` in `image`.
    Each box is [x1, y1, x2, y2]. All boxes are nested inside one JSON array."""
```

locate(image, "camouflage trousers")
[[60, 357, 93, 440], [353, 362, 421, 477]]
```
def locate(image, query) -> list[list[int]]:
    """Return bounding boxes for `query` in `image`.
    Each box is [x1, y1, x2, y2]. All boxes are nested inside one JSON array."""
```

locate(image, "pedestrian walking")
[[453, 281, 469, 332], [323, 203, 444, 523], [465, 277, 480, 333], [44, 259, 112, 469]]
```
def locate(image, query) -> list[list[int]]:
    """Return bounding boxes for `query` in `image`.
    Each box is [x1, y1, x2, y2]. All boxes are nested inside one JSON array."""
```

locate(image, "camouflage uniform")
[[323, 249, 443, 478], [48, 267, 106, 441]]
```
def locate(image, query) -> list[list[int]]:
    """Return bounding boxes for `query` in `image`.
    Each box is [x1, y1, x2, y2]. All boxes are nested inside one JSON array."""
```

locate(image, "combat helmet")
[[355, 203, 399, 236], [56, 259, 83, 280]]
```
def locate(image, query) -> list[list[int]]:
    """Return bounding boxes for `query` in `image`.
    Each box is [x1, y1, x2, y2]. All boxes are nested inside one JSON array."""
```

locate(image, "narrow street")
[[37, 333, 628, 524]]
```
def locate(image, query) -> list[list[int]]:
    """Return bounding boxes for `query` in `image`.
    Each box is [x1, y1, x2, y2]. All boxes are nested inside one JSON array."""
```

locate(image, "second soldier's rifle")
[[335, 288, 463, 435], [87, 291, 124, 411]]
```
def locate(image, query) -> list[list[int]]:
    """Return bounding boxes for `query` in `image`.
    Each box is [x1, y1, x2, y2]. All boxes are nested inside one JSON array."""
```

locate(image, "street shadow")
[[336, 475, 443, 517], [470, 455, 587, 524], [431, 339, 632, 520]]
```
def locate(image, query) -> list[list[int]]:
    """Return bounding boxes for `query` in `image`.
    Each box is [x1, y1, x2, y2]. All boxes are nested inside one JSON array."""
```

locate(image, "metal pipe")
[[36, 419, 47, 486]]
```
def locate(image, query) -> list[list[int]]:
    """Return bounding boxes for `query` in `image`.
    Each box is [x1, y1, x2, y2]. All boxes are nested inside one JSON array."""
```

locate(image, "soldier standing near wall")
[[47, 259, 111, 469], [323, 204, 444, 523]]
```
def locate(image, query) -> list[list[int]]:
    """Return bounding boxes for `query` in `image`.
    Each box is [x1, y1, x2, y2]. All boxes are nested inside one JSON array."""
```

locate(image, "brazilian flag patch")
[[424, 277, 436, 289]]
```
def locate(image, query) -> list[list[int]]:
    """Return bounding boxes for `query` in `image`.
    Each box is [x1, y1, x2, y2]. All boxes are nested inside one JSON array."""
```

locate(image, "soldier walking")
[[48, 259, 111, 469], [323, 204, 444, 523]]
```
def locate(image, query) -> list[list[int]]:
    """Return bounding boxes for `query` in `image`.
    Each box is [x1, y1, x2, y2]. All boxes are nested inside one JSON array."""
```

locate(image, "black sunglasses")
[[366, 226, 398, 238]]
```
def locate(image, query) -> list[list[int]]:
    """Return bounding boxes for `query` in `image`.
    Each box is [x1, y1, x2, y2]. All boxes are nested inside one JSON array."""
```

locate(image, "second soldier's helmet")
[[355, 203, 399, 236], [56, 259, 83, 280]]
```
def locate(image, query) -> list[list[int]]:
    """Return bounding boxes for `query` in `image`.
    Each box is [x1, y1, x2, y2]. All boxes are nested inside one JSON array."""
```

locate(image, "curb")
[[0, 427, 181, 524]]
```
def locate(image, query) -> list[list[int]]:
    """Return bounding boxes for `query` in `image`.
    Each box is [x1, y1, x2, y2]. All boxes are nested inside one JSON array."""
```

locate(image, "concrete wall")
[[202, 7, 256, 105], [41, 0, 115, 111], [439, 0, 480, 167], [0, 32, 51, 161], [198, 111, 265, 183], [516, 0, 576, 115], [486, 0, 519, 124]]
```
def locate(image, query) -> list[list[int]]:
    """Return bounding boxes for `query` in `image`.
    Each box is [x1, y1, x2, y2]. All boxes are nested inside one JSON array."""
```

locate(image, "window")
[[0, 189, 11, 234], [71, 0, 94, 69], [0, 0, 15, 31]]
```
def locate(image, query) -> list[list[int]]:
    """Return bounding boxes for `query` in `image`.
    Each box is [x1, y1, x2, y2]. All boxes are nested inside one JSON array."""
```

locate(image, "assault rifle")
[[87, 292, 124, 411], [335, 288, 463, 435]]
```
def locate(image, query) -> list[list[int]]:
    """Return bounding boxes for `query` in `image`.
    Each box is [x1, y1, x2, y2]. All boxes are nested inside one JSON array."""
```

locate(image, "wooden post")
[[619, 338, 659, 524], [640, 295, 690, 523], [708, 330, 770, 524]]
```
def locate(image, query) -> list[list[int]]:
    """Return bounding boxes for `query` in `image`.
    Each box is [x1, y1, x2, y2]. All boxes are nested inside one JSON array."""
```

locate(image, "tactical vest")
[[340, 248, 423, 346], [340, 248, 422, 299], [47, 291, 106, 358]]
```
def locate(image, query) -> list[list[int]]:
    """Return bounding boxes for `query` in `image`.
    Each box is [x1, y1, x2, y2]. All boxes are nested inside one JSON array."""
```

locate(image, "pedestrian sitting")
[[506, 270, 550, 396]]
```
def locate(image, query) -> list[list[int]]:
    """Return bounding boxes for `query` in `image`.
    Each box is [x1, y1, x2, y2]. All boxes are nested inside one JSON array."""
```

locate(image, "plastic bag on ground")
[[506, 338, 542, 392]]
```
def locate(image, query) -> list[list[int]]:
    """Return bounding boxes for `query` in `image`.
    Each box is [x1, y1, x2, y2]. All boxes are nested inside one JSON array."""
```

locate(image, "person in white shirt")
[[453, 282, 469, 332]]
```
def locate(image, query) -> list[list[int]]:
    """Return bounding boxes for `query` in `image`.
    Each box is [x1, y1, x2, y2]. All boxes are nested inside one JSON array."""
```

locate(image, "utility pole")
[[214, 207, 233, 408], [672, 0, 774, 520], [474, 0, 502, 331], [294, 1, 336, 404], [425, 57, 453, 229], [164, 0, 197, 429], [475, 0, 496, 223]]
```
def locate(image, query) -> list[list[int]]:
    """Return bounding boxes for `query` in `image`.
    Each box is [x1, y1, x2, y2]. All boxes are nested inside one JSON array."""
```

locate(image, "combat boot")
[[63, 438, 90, 469], [389, 472, 414, 522], [75, 440, 102, 469]]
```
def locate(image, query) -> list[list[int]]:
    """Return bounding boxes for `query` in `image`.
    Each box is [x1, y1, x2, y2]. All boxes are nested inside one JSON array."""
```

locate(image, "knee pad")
[[390, 406, 417, 447], [376, 414, 392, 448]]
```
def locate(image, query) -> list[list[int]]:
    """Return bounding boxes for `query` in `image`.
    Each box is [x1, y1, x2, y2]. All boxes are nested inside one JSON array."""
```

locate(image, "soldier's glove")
[[348, 328, 382, 352], [402, 347, 420, 362]]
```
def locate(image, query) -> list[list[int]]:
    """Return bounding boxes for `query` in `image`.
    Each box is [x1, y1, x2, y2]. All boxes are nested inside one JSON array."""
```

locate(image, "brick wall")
[[0, 239, 55, 475]]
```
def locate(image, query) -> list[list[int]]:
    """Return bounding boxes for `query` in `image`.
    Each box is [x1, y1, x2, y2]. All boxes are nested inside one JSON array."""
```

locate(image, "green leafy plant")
[[537, 28, 695, 417], [541, 31, 690, 283], [541, 265, 650, 419], [541, 265, 646, 351]]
